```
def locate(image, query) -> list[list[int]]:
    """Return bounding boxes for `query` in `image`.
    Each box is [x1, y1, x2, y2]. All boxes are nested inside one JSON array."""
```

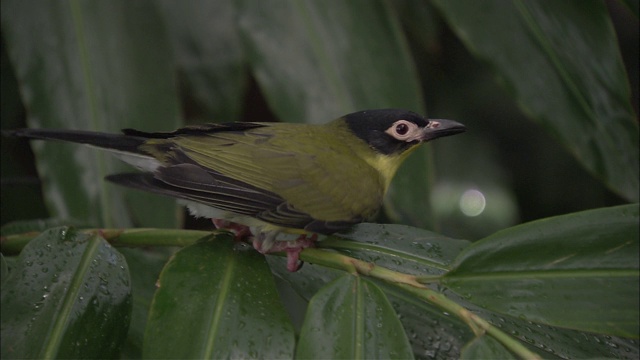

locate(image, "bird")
[[6, 109, 465, 271]]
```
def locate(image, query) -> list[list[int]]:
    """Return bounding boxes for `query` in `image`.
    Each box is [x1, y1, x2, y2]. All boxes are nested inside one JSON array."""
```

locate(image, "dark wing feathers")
[[107, 162, 356, 234], [155, 164, 282, 209], [121, 122, 266, 138]]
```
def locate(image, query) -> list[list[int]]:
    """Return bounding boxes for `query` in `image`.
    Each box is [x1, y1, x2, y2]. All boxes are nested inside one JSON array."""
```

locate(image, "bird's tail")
[[3, 128, 163, 171], [3, 128, 147, 153]]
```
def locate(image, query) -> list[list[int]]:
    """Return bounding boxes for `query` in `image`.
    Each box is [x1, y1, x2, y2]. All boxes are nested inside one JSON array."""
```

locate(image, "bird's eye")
[[395, 123, 409, 135], [386, 120, 421, 141]]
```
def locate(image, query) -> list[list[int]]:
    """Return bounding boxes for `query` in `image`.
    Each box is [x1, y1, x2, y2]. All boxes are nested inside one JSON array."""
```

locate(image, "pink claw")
[[253, 233, 318, 272], [283, 234, 318, 272], [212, 219, 318, 272], [212, 219, 252, 241]]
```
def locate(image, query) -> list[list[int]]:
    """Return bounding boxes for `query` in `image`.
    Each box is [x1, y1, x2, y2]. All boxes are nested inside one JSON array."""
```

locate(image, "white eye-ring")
[[385, 120, 422, 141]]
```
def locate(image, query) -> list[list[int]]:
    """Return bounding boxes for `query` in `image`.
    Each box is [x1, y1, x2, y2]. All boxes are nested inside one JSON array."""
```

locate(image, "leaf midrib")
[[445, 268, 639, 282]]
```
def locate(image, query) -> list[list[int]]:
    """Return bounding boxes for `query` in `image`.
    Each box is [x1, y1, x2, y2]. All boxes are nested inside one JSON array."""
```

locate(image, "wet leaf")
[[0, 227, 131, 359], [143, 235, 295, 359], [461, 336, 516, 359], [296, 274, 414, 359], [443, 204, 639, 337]]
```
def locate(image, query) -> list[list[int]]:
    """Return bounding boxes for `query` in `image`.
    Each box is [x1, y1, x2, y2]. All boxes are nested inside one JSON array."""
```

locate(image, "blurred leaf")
[[143, 235, 295, 359], [385, 148, 438, 229], [0, 41, 48, 226], [157, 0, 247, 122], [296, 274, 414, 359], [239, 0, 424, 123], [0, 254, 7, 286], [433, 0, 639, 201], [443, 204, 639, 337], [461, 336, 516, 360], [0, 227, 131, 359], [621, 0, 639, 17], [1, 0, 180, 227]]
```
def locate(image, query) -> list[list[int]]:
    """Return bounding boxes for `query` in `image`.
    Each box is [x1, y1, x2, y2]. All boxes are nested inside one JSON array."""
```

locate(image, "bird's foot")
[[253, 233, 318, 272], [212, 219, 252, 241]]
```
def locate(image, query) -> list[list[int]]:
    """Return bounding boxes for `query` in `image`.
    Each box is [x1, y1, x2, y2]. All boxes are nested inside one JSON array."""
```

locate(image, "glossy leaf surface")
[[296, 274, 414, 359], [461, 336, 517, 360], [118, 247, 173, 358], [443, 204, 639, 337], [143, 235, 295, 359], [1, 227, 131, 359]]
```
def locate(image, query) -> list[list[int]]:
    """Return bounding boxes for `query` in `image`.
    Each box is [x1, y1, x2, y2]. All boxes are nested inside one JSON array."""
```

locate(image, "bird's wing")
[[133, 122, 384, 232]]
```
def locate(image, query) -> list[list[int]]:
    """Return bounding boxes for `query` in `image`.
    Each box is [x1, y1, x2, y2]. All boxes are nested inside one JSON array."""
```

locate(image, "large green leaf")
[[1, 0, 180, 227], [296, 274, 414, 359], [443, 204, 639, 337], [328, 223, 471, 274], [432, 0, 639, 201], [143, 235, 295, 359], [239, 0, 424, 123], [239, 0, 440, 228], [1, 227, 131, 359], [157, 0, 247, 122], [118, 247, 173, 358]]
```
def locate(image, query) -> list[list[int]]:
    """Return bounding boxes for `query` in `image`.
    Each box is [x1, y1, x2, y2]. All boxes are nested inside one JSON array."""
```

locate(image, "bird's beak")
[[421, 119, 466, 142]]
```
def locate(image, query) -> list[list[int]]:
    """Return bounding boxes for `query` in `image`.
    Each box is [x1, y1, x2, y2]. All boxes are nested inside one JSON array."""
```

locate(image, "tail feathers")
[[4, 128, 146, 154]]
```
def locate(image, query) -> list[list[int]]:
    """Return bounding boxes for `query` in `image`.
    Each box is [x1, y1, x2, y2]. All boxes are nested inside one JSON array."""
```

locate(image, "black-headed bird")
[[6, 109, 465, 271]]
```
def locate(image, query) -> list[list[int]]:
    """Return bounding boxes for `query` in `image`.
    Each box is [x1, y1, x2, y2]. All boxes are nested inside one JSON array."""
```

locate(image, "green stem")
[[1, 228, 215, 254]]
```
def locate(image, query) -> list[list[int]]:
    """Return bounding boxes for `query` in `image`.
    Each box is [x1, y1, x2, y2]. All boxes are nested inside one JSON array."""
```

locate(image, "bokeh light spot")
[[459, 189, 486, 217]]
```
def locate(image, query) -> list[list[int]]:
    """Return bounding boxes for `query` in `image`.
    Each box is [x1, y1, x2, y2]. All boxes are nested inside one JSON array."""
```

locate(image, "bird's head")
[[342, 109, 466, 156]]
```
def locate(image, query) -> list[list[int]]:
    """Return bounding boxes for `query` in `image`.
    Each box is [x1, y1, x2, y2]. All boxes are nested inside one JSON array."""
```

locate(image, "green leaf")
[[1, 0, 180, 227], [157, 0, 247, 122], [621, 0, 639, 17], [327, 223, 471, 274], [461, 336, 517, 360], [143, 235, 295, 359], [268, 223, 471, 301], [1, 218, 87, 237], [0, 254, 8, 286], [296, 274, 414, 359], [1, 227, 131, 359], [443, 204, 640, 337], [118, 247, 174, 359], [432, 0, 639, 201], [239, 0, 424, 123], [380, 284, 474, 359]]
